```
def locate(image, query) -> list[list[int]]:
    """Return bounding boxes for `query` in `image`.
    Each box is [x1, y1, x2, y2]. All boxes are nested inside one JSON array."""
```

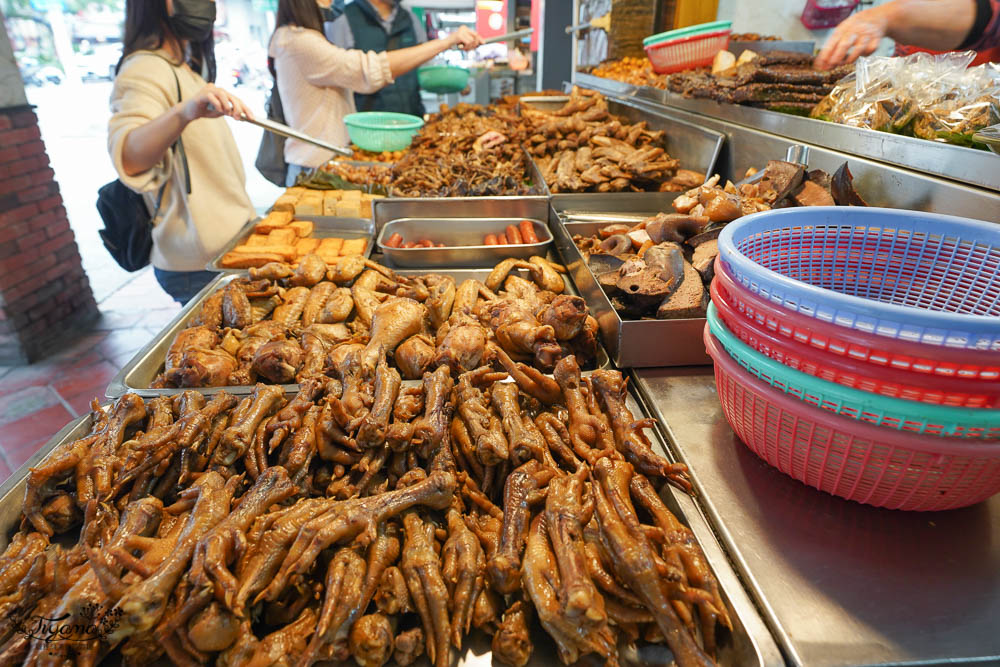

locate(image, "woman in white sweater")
[[270, 0, 482, 185], [109, 0, 255, 303]]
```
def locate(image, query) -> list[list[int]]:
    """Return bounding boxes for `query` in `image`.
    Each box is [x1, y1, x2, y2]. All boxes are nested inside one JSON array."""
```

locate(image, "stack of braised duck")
[[3, 340, 729, 665], [152, 254, 597, 388]]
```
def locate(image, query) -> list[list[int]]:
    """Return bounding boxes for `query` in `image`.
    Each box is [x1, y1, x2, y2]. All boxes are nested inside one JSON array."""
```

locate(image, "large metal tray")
[[107, 268, 612, 398], [573, 71, 1000, 194], [376, 217, 552, 268], [524, 97, 725, 202], [549, 203, 710, 369], [207, 215, 375, 272], [0, 391, 781, 667], [632, 367, 1000, 666]]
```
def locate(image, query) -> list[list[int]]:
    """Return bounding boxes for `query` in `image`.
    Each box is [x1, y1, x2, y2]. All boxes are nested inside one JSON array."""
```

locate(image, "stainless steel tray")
[[207, 215, 375, 272], [373, 196, 552, 235], [549, 207, 710, 369], [523, 97, 725, 200], [632, 367, 1000, 666], [107, 267, 611, 398], [0, 391, 781, 667], [376, 217, 553, 268], [573, 71, 1000, 194]]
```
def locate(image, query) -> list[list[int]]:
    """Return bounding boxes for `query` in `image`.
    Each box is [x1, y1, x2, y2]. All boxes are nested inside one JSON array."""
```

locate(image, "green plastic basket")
[[418, 65, 470, 94], [642, 20, 732, 47], [707, 303, 1000, 439], [343, 112, 424, 153]]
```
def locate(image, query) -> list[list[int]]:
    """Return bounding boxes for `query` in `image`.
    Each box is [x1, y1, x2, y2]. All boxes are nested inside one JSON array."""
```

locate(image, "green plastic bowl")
[[343, 112, 424, 153], [417, 65, 470, 94]]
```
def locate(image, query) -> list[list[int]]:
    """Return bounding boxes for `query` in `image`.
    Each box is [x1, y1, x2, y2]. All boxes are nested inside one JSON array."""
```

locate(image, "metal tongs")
[[240, 114, 353, 157], [735, 144, 810, 186], [481, 28, 534, 45], [209, 103, 352, 157]]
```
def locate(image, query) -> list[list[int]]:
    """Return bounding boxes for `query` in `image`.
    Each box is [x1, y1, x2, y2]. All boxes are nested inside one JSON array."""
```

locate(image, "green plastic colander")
[[417, 65, 470, 94], [343, 112, 424, 153]]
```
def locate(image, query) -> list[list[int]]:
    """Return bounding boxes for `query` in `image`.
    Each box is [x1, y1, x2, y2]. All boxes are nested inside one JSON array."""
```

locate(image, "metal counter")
[[572, 72, 1000, 195], [631, 367, 1000, 667]]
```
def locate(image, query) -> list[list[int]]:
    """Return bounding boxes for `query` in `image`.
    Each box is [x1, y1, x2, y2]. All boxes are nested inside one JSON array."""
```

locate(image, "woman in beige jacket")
[[109, 0, 255, 303], [270, 0, 482, 185]]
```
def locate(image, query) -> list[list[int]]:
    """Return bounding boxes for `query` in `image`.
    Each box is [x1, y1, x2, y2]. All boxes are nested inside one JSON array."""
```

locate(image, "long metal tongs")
[[208, 102, 353, 157]]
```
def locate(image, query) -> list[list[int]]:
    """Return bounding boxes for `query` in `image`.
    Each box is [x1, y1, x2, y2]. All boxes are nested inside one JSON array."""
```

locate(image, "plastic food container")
[[706, 325, 1000, 511], [343, 112, 424, 153], [643, 20, 732, 74]]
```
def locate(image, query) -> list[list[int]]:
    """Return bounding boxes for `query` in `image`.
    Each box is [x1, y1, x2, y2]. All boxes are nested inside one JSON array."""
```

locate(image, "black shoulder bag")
[[97, 55, 191, 272], [255, 67, 289, 186]]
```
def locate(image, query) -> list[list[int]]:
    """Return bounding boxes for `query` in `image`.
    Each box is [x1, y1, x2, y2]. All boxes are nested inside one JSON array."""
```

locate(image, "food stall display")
[[6, 26, 1000, 667], [0, 367, 745, 666]]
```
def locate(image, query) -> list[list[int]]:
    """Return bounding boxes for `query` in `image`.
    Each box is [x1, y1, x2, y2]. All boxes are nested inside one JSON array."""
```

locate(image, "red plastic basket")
[[644, 30, 731, 74], [713, 257, 1000, 382], [706, 327, 1000, 511], [710, 278, 1000, 408]]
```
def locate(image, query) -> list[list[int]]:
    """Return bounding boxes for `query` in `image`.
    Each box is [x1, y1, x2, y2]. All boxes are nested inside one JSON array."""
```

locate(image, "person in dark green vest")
[[326, 0, 428, 115]]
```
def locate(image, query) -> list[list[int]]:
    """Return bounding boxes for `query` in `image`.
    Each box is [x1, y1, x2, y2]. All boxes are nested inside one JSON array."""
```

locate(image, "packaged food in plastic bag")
[[811, 51, 1000, 146]]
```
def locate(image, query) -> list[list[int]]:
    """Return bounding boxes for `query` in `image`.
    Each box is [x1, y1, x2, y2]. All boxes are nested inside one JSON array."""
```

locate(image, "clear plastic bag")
[[812, 51, 1000, 146]]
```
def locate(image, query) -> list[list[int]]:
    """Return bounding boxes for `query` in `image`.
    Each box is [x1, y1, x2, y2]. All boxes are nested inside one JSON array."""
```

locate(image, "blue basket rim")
[[706, 302, 1000, 431], [717, 206, 1000, 333], [343, 112, 425, 131]]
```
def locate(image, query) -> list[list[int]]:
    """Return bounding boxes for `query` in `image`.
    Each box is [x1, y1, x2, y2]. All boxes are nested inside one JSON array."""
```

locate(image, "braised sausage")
[[385, 233, 403, 248], [505, 225, 523, 245], [519, 220, 538, 244]]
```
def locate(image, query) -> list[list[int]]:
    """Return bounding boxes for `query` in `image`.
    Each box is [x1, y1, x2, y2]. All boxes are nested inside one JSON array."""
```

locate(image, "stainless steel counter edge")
[[572, 72, 1000, 194], [630, 368, 1000, 666]]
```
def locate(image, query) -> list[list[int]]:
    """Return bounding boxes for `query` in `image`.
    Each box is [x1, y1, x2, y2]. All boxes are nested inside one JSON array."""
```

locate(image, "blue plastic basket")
[[343, 112, 424, 153], [707, 303, 1000, 439], [718, 207, 1000, 351]]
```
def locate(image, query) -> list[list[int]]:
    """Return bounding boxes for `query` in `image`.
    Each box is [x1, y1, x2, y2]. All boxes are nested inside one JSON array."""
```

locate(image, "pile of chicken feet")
[[154, 254, 599, 389], [3, 352, 729, 666]]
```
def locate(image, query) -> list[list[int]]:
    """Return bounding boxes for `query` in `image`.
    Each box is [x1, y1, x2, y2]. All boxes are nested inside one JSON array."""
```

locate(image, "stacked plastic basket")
[[707, 207, 1000, 511]]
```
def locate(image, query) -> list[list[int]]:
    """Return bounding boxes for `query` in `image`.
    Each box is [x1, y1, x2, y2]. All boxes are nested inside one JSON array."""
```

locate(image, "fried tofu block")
[[271, 195, 298, 213], [220, 251, 287, 268], [339, 189, 362, 200], [286, 186, 308, 198], [317, 237, 344, 255], [335, 201, 362, 218], [256, 211, 293, 233], [339, 238, 366, 256], [268, 228, 299, 245], [229, 243, 297, 262], [244, 234, 271, 247], [289, 220, 314, 237], [359, 200, 373, 219], [296, 237, 321, 254], [295, 196, 323, 216]]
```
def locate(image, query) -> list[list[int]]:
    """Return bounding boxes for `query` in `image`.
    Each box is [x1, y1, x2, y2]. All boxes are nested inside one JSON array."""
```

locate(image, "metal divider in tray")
[[106, 267, 613, 398], [206, 215, 375, 272], [0, 393, 781, 667], [549, 200, 710, 368]]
